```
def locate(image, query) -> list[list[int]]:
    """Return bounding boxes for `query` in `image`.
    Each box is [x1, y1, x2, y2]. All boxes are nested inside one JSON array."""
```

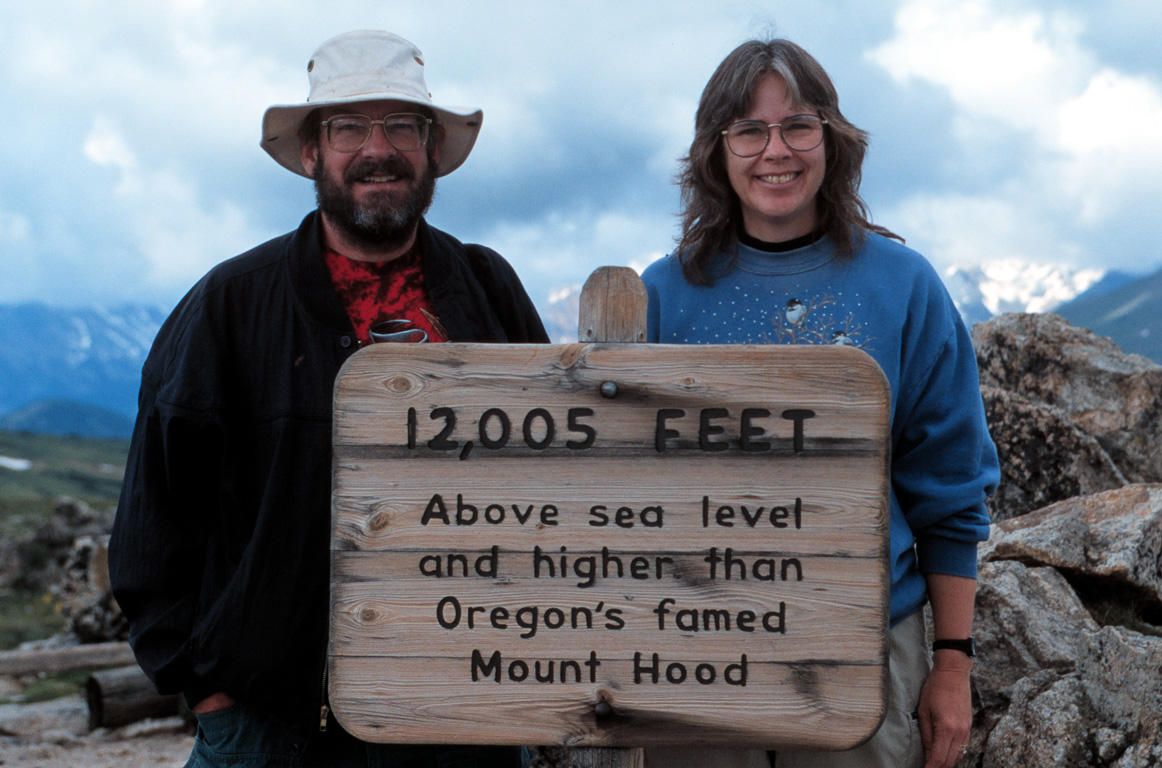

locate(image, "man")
[[110, 30, 546, 767]]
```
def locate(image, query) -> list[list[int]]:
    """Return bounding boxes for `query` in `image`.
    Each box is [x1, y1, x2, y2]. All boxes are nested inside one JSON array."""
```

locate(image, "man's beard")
[[314, 152, 437, 249]]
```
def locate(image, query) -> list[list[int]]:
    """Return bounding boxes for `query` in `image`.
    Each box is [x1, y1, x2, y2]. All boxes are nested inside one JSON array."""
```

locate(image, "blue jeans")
[[185, 703, 521, 768]]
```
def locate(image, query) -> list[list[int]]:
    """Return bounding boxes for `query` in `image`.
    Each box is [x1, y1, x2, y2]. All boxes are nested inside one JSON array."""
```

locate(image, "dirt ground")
[[0, 728, 194, 767], [0, 690, 194, 768]]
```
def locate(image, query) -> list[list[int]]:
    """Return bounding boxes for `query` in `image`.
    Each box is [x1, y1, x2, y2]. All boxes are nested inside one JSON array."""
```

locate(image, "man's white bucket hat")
[[262, 30, 482, 178]]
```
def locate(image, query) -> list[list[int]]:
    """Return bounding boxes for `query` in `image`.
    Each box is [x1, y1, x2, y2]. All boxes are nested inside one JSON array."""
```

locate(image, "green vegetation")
[[0, 429, 128, 538], [0, 430, 128, 654], [0, 587, 67, 649], [0, 666, 117, 705]]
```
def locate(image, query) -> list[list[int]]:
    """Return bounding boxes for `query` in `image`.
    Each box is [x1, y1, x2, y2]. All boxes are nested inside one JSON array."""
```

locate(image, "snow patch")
[[0, 455, 32, 471], [943, 260, 1105, 322]]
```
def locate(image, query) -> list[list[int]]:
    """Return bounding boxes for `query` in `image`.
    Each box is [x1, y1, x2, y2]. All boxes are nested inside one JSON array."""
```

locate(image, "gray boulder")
[[0, 694, 89, 739], [972, 560, 1097, 712], [973, 313, 1162, 485], [0, 535, 20, 588], [970, 485, 1162, 767], [982, 485, 1162, 608], [54, 536, 127, 643], [981, 386, 1127, 522]]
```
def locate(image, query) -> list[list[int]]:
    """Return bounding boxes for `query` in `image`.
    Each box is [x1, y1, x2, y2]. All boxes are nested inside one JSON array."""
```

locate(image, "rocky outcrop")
[[17, 497, 114, 590], [54, 537, 127, 643], [960, 314, 1162, 766], [980, 387, 1127, 522], [973, 313, 1162, 489], [981, 486, 1162, 611], [970, 485, 1162, 767], [0, 535, 21, 588]]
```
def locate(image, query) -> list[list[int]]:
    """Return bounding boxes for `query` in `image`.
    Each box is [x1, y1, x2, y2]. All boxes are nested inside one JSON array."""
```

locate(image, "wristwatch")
[[932, 638, 977, 657]]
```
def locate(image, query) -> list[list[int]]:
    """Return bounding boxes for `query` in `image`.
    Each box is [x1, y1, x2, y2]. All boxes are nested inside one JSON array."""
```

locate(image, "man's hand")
[[192, 691, 237, 715]]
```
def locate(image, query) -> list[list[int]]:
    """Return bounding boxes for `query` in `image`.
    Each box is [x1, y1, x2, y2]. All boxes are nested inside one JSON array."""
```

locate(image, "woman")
[[641, 39, 999, 768]]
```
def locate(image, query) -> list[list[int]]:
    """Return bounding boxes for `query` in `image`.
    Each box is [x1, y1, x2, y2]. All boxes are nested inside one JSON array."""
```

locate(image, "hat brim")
[[262, 95, 482, 178]]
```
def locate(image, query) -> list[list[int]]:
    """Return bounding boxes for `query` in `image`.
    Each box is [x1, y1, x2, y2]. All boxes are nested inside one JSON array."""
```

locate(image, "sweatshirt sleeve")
[[892, 311, 999, 580]]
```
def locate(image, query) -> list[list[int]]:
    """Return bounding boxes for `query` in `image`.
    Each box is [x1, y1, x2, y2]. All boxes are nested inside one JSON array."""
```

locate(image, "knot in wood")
[[367, 511, 394, 532], [386, 376, 413, 393]]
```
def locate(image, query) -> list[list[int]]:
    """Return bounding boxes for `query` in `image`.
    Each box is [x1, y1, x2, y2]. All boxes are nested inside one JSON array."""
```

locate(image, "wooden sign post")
[[329, 268, 891, 758]]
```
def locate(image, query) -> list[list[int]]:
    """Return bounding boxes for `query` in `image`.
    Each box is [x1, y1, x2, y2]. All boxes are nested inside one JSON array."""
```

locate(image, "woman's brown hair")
[[677, 38, 900, 284]]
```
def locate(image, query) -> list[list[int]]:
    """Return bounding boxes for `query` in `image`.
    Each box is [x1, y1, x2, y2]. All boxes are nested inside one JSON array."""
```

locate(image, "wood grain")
[[328, 276, 890, 750]]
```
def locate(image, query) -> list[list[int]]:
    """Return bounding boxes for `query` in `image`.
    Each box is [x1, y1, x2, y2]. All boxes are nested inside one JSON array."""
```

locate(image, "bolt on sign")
[[329, 342, 890, 749]]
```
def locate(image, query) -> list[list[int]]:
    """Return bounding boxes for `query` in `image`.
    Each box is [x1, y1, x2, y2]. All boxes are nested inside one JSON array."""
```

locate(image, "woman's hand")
[[922, 572, 977, 768], [918, 651, 973, 767]]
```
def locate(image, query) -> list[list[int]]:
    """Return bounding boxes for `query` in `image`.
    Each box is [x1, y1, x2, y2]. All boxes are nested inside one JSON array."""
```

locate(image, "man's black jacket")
[[110, 211, 548, 731]]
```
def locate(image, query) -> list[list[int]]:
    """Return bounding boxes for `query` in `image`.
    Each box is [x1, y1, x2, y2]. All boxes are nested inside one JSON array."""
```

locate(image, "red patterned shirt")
[[324, 247, 448, 345]]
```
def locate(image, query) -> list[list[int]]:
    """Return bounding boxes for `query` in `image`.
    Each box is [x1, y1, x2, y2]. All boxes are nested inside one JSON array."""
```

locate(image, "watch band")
[[932, 638, 976, 657]]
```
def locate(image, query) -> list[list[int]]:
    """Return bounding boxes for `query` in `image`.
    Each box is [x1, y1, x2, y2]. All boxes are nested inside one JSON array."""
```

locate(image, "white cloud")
[[83, 117, 139, 180], [0, 210, 33, 245], [3, 0, 1160, 312], [1055, 68, 1162, 223], [482, 208, 674, 303], [869, 0, 1162, 272], [886, 192, 1084, 270], [870, 0, 1092, 138], [80, 117, 271, 296]]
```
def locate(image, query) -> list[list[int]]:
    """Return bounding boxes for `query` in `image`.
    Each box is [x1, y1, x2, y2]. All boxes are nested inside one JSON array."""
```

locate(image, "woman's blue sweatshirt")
[[641, 232, 999, 626]]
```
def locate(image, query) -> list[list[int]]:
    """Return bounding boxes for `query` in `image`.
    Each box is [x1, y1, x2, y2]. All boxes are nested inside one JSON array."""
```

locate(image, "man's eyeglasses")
[[320, 113, 433, 153], [722, 115, 828, 156]]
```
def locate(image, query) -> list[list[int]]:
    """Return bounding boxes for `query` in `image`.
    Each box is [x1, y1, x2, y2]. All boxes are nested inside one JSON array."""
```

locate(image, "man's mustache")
[[344, 156, 416, 184]]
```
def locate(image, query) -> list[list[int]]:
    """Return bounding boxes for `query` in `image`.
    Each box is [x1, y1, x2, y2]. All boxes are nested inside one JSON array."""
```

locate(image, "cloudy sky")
[[3, 0, 1160, 316]]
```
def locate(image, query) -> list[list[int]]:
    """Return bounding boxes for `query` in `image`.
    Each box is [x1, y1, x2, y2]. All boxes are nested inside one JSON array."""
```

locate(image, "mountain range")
[[0, 303, 166, 437], [1, 262, 1158, 438]]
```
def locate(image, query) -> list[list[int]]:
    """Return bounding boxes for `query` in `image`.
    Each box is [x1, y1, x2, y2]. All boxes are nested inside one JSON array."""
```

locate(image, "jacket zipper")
[[319, 661, 329, 732]]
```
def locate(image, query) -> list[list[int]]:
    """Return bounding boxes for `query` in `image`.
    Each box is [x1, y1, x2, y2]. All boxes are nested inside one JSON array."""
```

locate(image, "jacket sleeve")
[[464, 245, 550, 343], [109, 305, 226, 698]]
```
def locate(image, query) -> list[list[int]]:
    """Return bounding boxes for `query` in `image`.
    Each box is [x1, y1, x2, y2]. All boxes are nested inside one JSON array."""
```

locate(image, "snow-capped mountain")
[[3, 259, 1157, 438], [1056, 267, 1162, 364], [540, 284, 583, 343], [0, 303, 167, 430], [942, 261, 1107, 327]]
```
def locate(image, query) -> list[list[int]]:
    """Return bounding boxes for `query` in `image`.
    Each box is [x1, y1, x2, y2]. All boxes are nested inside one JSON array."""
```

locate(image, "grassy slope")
[[0, 430, 129, 538], [0, 431, 129, 651]]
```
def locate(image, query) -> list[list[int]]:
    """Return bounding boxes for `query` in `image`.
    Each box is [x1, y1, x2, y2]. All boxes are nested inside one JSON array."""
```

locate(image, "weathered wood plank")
[[329, 558, 884, 661], [569, 266, 650, 768], [578, 267, 647, 344], [328, 271, 890, 750], [86, 665, 182, 729], [330, 456, 885, 554], [0, 641, 135, 676], [329, 654, 884, 750], [333, 344, 888, 450]]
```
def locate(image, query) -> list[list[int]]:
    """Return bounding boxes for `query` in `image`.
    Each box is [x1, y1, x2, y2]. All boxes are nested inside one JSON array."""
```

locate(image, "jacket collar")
[[286, 210, 354, 334], [284, 210, 509, 343]]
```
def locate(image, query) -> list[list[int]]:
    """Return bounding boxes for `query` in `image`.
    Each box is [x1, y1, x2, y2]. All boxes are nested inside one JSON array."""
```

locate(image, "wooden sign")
[[329, 337, 891, 750]]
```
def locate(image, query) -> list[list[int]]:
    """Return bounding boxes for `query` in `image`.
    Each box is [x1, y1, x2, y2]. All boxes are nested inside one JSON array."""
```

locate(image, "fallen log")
[[0, 641, 134, 676], [86, 665, 182, 729]]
